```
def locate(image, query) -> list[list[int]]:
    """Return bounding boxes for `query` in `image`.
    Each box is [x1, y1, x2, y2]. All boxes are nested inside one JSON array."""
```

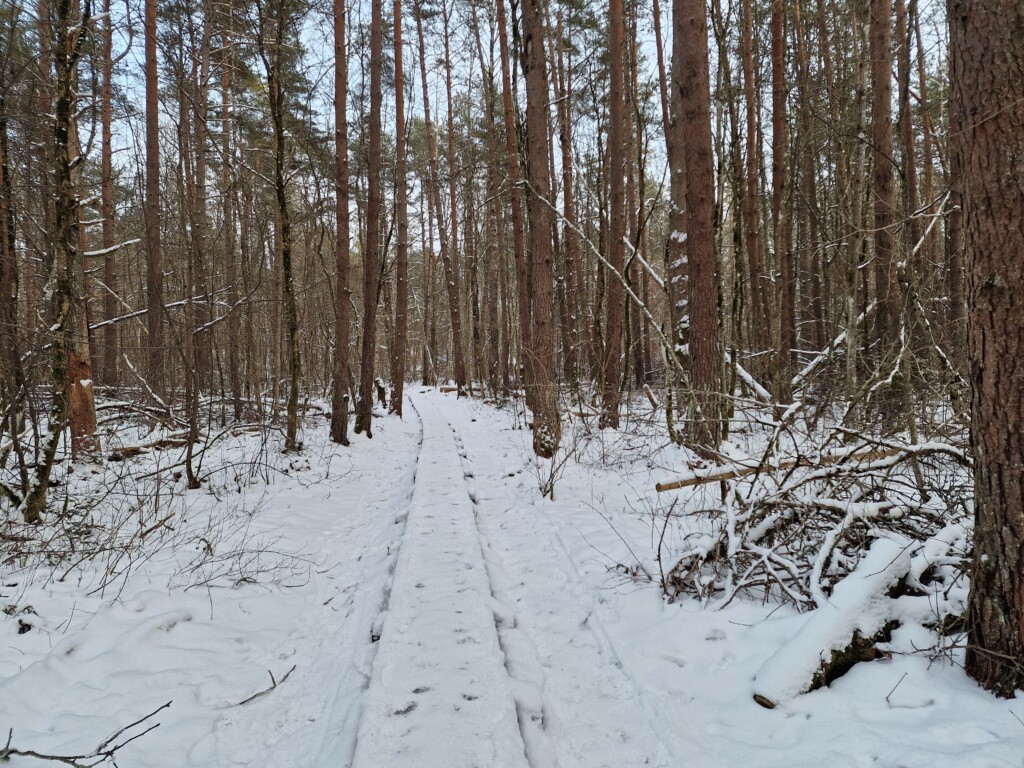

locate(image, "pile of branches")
[[661, 436, 972, 609]]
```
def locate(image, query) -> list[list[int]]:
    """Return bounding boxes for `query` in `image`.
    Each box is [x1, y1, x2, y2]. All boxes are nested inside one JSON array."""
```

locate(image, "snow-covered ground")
[[2, 389, 1021, 767]]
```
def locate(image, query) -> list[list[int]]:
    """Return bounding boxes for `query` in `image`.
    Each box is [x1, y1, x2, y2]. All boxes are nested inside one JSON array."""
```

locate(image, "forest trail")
[[349, 391, 681, 768]]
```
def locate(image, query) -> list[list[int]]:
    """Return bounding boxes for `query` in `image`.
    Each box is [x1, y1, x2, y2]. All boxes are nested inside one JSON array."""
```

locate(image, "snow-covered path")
[[426, 391, 682, 768], [348, 392, 681, 768], [350, 396, 528, 768], [6, 389, 1024, 768]]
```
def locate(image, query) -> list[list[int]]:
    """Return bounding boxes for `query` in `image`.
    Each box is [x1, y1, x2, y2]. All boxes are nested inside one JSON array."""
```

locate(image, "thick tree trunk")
[[676, 0, 721, 448], [950, 0, 1024, 698], [26, 0, 95, 522], [521, 0, 560, 458], [440, 0, 467, 393], [554, 13, 581, 386]]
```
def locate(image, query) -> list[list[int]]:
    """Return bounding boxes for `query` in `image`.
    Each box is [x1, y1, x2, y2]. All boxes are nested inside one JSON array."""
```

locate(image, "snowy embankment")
[[1, 390, 1022, 767]]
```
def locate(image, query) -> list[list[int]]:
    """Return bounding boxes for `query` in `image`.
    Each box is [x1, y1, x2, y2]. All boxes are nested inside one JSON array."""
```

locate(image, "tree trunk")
[[870, 0, 897, 354], [675, 0, 721, 448], [772, 0, 794, 402], [740, 0, 770, 360], [354, 0, 384, 437], [950, 0, 1024, 698], [100, 0, 117, 385], [222, 1, 243, 421], [521, 0, 560, 458], [389, 0, 409, 417], [260, 0, 300, 450], [330, 0, 351, 444], [144, 0, 164, 394], [496, 0, 531, 401], [440, 0, 467, 393], [601, 0, 626, 429], [26, 0, 95, 522], [415, 0, 466, 395]]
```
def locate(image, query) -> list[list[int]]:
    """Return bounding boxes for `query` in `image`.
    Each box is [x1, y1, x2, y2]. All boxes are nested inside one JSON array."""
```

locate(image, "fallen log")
[[751, 538, 913, 708]]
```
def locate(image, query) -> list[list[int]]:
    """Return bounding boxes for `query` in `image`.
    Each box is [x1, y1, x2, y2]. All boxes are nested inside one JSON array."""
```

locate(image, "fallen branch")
[[0, 701, 171, 767], [108, 434, 197, 461], [237, 664, 297, 706], [655, 447, 903, 492]]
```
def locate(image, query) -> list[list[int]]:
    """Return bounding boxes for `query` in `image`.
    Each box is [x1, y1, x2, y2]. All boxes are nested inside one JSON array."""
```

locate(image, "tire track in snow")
[[444, 413, 559, 768], [432, 392, 681, 767], [350, 393, 529, 768], [311, 396, 425, 767]]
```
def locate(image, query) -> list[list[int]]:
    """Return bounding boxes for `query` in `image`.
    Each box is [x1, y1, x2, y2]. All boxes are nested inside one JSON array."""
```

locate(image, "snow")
[[2, 390, 1023, 767], [753, 537, 914, 707]]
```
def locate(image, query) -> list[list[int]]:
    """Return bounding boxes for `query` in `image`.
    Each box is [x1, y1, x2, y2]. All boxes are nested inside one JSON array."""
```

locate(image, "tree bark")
[[740, 0, 770, 359], [870, 0, 898, 353], [99, 0, 117, 385], [144, 0, 164, 394], [354, 0, 384, 437], [440, 0, 466, 393], [259, 0, 300, 450], [330, 0, 351, 444], [26, 0, 95, 522], [675, 0, 721, 448], [415, 0, 466, 395], [496, 0, 531, 402], [389, 0, 409, 417], [521, 0, 560, 458], [772, 0, 794, 401], [950, 0, 1024, 698], [601, 0, 626, 429]]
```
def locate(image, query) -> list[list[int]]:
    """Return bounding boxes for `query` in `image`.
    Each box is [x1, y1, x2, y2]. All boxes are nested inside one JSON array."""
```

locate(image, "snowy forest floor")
[[1, 389, 1022, 767]]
